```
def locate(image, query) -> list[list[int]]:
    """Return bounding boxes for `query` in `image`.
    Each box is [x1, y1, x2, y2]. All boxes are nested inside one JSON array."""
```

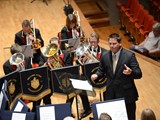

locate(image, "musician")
[[31, 37, 73, 112], [89, 32, 107, 60], [60, 14, 81, 50], [3, 44, 32, 75], [14, 19, 44, 65]]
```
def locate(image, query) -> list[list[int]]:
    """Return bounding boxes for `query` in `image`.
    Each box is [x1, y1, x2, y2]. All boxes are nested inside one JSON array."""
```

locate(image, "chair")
[[117, 0, 132, 29], [57, 32, 62, 48], [128, 4, 144, 40], [133, 9, 149, 44]]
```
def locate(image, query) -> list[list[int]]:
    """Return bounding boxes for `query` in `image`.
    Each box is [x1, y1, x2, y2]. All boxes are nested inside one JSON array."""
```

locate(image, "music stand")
[[54, 71, 95, 120], [92, 98, 128, 120], [60, 37, 80, 57], [82, 62, 107, 101], [31, 0, 48, 6]]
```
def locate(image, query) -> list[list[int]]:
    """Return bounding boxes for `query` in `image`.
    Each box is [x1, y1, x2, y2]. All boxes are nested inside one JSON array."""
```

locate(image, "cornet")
[[9, 53, 25, 71]]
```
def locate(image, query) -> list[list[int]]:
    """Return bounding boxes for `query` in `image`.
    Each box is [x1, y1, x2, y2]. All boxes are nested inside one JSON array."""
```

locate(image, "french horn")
[[42, 43, 63, 69]]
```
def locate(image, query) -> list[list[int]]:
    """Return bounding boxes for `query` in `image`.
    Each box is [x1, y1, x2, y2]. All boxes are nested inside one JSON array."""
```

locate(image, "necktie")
[[112, 54, 117, 74]]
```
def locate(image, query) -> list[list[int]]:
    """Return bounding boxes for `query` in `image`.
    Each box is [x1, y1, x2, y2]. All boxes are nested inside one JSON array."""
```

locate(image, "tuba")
[[42, 43, 63, 69], [75, 41, 98, 65], [9, 52, 25, 71]]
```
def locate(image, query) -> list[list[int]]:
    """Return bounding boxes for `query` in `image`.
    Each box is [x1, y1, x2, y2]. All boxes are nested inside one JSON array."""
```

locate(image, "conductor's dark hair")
[[108, 33, 121, 43], [64, 4, 74, 16]]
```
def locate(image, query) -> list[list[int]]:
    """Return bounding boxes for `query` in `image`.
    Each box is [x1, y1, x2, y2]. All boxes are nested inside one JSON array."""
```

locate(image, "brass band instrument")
[[75, 42, 98, 65], [73, 10, 84, 41], [9, 52, 25, 71], [30, 19, 41, 50], [42, 43, 63, 69]]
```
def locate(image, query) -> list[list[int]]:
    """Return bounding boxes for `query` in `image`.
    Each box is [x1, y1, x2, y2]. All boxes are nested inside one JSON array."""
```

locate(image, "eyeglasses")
[[90, 41, 97, 44], [108, 43, 118, 46]]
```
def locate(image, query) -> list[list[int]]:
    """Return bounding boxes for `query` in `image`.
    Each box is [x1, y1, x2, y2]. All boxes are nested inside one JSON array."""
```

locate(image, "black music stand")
[[82, 62, 107, 101], [54, 71, 95, 120], [19, 66, 51, 101], [31, 0, 48, 6]]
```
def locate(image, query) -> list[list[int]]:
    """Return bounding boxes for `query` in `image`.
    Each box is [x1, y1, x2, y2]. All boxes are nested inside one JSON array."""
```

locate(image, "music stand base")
[[30, 0, 48, 5]]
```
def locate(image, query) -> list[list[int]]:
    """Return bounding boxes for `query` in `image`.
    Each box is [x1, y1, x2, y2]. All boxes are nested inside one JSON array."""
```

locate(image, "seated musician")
[[130, 22, 160, 60], [60, 14, 81, 50], [89, 32, 107, 61], [14, 19, 44, 66], [3, 44, 32, 75], [32, 37, 74, 112]]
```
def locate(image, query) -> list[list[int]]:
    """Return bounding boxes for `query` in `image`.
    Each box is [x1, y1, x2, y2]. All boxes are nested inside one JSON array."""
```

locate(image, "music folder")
[[0, 89, 9, 111], [92, 98, 128, 120], [36, 103, 71, 120], [0, 110, 35, 120], [11, 98, 30, 112], [20, 66, 51, 101]]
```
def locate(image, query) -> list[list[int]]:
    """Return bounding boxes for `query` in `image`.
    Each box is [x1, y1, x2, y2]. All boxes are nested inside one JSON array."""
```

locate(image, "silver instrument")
[[9, 53, 25, 71]]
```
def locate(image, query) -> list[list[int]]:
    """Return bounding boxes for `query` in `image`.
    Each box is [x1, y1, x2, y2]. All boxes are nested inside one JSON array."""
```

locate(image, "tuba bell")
[[42, 43, 63, 69], [9, 52, 25, 71], [75, 41, 98, 65]]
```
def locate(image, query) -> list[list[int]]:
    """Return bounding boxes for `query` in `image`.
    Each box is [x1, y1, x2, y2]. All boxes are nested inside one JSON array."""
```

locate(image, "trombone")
[[29, 19, 41, 50]]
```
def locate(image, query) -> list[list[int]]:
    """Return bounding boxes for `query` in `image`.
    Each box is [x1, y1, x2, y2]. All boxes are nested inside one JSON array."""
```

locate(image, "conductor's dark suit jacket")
[[96, 48, 142, 103]]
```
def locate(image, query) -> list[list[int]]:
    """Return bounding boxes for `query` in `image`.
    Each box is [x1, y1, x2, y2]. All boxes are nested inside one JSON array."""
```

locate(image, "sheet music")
[[0, 91, 4, 108], [68, 38, 80, 52], [11, 113, 26, 120], [96, 99, 128, 120], [14, 101, 23, 112], [70, 78, 93, 91], [40, 106, 55, 120], [21, 45, 34, 58]]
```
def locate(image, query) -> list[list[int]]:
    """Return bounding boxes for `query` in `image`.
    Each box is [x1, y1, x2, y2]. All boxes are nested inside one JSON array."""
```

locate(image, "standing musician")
[[60, 14, 82, 50], [14, 19, 44, 65], [3, 44, 32, 75]]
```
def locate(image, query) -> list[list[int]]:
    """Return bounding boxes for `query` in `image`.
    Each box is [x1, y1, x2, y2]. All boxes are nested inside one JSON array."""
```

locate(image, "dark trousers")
[[66, 91, 90, 111], [126, 102, 136, 120], [32, 93, 52, 112]]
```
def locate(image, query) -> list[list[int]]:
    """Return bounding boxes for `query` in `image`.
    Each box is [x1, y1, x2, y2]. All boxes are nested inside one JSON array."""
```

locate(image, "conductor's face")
[[108, 38, 121, 54]]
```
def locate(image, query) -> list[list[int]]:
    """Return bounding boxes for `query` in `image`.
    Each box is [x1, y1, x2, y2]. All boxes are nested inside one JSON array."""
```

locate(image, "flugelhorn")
[[9, 52, 25, 71], [42, 43, 63, 69]]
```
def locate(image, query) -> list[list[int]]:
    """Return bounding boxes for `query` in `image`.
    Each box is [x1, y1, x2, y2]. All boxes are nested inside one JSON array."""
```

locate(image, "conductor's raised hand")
[[123, 64, 132, 75], [91, 74, 98, 81]]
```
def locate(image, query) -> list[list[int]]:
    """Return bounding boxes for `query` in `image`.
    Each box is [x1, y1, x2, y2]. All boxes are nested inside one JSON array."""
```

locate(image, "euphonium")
[[9, 52, 25, 71], [75, 41, 98, 65], [42, 43, 63, 69]]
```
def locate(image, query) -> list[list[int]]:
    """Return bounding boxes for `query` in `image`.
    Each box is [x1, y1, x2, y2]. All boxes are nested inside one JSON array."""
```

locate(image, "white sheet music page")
[[14, 101, 23, 112], [40, 106, 55, 120], [70, 78, 93, 91], [0, 91, 4, 108], [11, 113, 26, 120], [96, 99, 128, 120]]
